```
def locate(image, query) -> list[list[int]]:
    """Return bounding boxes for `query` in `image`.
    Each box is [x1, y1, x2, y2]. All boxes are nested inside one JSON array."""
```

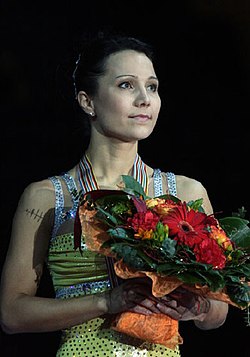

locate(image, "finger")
[[129, 305, 154, 315], [159, 296, 173, 303], [160, 299, 178, 309], [155, 302, 182, 320], [161, 297, 189, 315], [167, 292, 196, 309], [139, 299, 163, 313]]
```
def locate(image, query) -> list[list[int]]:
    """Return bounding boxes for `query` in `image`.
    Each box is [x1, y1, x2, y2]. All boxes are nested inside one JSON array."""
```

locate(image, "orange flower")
[[146, 198, 168, 208], [135, 227, 154, 240], [209, 225, 233, 252], [146, 198, 178, 217]]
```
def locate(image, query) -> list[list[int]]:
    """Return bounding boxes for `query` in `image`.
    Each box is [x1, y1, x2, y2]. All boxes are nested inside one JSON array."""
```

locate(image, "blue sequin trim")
[[49, 176, 64, 239], [49, 173, 79, 241], [55, 280, 111, 299], [166, 171, 177, 196], [153, 168, 163, 196], [61, 173, 79, 218], [153, 169, 177, 197]]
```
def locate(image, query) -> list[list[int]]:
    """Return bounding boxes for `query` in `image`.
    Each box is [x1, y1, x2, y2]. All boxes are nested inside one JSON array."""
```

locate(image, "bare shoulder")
[[17, 178, 56, 214], [14, 179, 55, 225], [175, 175, 213, 214], [9, 178, 56, 253], [175, 175, 207, 198], [1, 179, 57, 299]]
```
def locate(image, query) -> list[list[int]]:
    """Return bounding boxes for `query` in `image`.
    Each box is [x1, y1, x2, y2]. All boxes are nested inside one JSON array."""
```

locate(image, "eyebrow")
[[116, 74, 158, 81]]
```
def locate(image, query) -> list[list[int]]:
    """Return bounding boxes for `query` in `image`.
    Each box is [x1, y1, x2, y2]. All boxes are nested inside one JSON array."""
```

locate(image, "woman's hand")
[[104, 278, 164, 315], [104, 283, 228, 329], [152, 287, 210, 321]]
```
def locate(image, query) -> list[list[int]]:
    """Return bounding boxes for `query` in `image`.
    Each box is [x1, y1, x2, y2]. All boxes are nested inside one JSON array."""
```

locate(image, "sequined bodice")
[[46, 169, 180, 356]]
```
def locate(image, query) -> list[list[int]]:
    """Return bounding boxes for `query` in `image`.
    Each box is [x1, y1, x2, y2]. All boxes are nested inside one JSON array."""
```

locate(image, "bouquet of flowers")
[[74, 175, 250, 349]]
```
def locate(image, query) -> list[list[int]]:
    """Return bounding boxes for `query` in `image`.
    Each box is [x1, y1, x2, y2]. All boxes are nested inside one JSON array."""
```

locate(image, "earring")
[[89, 112, 95, 117]]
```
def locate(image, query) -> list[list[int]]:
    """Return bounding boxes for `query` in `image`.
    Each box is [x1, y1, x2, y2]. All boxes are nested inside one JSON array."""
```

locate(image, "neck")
[[78, 144, 149, 193], [85, 142, 138, 188]]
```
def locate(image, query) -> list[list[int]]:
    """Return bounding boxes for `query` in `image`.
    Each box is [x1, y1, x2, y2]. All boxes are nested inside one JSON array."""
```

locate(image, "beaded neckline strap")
[[77, 153, 148, 195]]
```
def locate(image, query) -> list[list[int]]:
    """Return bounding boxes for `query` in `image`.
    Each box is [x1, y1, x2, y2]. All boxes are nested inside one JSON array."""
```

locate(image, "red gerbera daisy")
[[162, 202, 212, 247]]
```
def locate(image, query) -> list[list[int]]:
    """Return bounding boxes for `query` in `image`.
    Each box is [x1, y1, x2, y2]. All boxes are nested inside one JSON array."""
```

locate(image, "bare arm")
[[0, 181, 110, 333], [0, 181, 165, 334]]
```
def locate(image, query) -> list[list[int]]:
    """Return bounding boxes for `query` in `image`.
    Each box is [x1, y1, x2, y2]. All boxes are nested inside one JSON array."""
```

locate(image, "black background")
[[0, 1, 249, 356]]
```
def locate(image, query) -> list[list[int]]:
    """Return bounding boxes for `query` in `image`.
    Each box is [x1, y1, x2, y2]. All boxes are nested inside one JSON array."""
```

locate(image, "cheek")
[[154, 97, 161, 114], [101, 97, 129, 119], [98, 93, 126, 112]]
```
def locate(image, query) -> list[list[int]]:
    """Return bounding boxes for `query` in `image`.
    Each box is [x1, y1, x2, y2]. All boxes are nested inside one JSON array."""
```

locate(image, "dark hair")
[[56, 32, 155, 157], [73, 31, 155, 97]]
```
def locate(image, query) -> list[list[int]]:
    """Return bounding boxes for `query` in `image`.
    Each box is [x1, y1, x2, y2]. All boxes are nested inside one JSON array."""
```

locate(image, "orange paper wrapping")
[[79, 204, 115, 257], [78, 203, 245, 349], [114, 260, 245, 308], [112, 260, 183, 348], [112, 311, 182, 349]]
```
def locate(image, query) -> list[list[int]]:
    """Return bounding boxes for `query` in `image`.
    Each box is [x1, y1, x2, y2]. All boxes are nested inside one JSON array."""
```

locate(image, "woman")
[[0, 32, 228, 356]]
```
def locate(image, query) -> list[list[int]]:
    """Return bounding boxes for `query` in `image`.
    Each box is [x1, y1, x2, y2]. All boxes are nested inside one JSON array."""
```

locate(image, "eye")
[[119, 81, 133, 89], [147, 83, 158, 92]]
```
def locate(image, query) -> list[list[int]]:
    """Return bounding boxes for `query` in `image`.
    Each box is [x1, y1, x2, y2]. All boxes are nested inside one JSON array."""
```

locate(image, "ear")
[[77, 91, 95, 116]]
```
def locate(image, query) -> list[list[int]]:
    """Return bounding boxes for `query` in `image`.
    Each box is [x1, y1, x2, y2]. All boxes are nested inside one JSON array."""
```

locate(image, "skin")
[[0, 49, 228, 335]]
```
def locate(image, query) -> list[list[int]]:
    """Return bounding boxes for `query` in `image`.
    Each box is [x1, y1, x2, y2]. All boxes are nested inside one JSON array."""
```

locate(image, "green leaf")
[[161, 238, 177, 257], [96, 193, 130, 208], [224, 263, 250, 281], [226, 282, 250, 308], [219, 217, 250, 250], [157, 263, 180, 273], [187, 198, 205, 212], [178, 271, 225, 291], [121, 175, 148, 199], [95, 206, 119, 225], [107, 227, 134, 241], [94, 193, 133, 226], [111, 244, 147, 270], [157, 260, 226, 291]]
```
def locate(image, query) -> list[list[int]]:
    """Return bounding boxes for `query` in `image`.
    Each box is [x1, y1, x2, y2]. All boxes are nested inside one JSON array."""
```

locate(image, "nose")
[[134, 89, 150, 107]]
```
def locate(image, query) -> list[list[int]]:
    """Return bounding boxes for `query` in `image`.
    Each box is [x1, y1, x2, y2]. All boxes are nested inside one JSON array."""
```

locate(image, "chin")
[[137, 128, 154, 140]]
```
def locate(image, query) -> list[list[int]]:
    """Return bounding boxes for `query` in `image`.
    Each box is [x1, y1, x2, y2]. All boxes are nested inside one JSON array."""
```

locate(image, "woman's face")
[[91, 49, 161, 142]]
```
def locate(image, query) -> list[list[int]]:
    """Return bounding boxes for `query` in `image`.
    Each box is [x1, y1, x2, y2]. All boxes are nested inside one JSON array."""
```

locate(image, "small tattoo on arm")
[[25, 208, 44, 222]]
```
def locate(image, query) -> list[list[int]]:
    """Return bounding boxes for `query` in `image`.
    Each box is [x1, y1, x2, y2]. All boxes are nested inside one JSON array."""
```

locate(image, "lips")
[[129, 114, 152, 121]]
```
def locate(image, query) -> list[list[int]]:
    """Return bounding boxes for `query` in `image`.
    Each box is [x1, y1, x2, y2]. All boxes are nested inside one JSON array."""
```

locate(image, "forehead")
[[104, 50, 156, 78]]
